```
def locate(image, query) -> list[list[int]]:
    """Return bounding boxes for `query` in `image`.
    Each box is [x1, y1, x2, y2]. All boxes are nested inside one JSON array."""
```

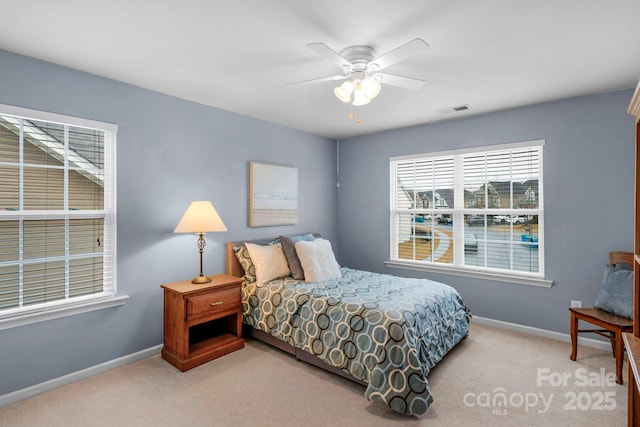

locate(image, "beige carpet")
[[0, 323, 628, 426]]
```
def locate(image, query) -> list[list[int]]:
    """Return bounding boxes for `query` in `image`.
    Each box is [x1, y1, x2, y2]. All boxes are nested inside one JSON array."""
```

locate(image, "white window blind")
[[0, 105, 118, 324], [390, 140, 544, 280]]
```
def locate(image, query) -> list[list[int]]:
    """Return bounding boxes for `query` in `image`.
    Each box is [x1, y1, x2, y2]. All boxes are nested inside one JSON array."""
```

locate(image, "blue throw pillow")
[[279, 233, 318, 280], [594, 265, 634, 319]]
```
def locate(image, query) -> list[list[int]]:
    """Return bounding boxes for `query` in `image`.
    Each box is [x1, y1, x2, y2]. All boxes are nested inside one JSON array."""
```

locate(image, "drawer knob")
[[210, 300, 223, 306]]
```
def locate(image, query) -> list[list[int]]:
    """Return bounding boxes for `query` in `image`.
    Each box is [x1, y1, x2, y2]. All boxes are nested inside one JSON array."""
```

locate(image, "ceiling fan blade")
[[378, 73, 426, 90], [307, 42, 352, 69], [371, 38, 429, 70], [286, 74, 345, 86]]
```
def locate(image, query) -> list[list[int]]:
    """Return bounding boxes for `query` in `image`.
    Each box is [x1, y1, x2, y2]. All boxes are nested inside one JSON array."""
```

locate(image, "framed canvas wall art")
[[249, 161, 298, 227]]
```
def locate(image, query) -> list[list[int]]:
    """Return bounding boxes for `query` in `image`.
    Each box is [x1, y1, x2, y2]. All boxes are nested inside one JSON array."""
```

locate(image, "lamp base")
[[191, 275, 212, 284]]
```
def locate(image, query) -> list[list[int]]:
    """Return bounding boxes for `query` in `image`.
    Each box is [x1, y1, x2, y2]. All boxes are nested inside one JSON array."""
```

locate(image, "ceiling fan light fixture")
[[334, 80, 355, 103], [292, 39, 430, 123], [361, 78, 382, 100], [352, 88, 371, 106]]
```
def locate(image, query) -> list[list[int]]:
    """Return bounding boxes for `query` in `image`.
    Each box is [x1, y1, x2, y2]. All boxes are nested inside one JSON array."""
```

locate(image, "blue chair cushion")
[[594, 265, 634, 319]]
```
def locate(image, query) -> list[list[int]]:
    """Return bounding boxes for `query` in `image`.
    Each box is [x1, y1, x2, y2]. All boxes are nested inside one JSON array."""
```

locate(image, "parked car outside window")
[[505, 215, 526, 224], [466, 215, 484, 226], [493, 215, 509, 224], [438, 216, 453, 225], [493, 215, 526, 224]]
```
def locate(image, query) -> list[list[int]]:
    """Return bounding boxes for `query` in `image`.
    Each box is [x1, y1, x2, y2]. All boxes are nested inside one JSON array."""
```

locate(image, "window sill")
[[384, 260, 553, 288], [0, 295, 129, 331]]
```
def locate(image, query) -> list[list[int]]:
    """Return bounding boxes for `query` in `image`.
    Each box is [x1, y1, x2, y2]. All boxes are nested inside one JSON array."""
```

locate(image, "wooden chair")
[[569, 251, 634, 385]]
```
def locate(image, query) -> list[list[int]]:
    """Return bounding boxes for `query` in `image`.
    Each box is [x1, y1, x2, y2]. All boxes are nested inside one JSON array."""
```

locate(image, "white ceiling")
[[1, 1, 640, 139]]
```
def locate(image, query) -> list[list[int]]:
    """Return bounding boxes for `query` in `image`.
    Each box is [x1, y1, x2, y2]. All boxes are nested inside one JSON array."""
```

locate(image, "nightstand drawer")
[[186, 286, 240, 321]]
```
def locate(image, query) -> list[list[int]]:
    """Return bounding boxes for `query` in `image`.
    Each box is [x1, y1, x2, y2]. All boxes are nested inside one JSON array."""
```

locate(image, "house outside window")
[[389, 140, 545, 284], [0, 105, 122, 329]]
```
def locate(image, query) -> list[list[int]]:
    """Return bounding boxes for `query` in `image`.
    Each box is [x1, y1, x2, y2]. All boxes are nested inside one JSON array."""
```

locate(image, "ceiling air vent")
[[437, 104, 471, 114]]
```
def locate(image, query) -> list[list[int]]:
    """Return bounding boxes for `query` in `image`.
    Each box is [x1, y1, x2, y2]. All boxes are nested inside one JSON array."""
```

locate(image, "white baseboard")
[[0, 344, 162, 408], [0, 316, 613, 409], [471, 316, 611, 352]]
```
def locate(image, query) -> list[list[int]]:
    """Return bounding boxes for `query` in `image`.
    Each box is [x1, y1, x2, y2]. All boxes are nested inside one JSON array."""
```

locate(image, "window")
[[389, 140, 546, 284], [0, 105, 122, 329]]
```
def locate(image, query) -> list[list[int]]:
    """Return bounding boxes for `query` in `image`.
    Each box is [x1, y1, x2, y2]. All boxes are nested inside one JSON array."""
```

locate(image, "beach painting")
[[250, 161, 298, 227]]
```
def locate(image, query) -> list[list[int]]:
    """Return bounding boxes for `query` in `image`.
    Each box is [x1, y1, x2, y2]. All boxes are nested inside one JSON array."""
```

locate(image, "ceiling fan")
[[288, 38, 430, 107]]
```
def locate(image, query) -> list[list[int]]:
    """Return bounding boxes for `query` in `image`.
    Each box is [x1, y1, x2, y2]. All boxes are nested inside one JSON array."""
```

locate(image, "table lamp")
[[174, 201, 227, 284]]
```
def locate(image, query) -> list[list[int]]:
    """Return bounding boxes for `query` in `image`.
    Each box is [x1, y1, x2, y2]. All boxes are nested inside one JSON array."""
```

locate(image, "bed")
[[225, 235, 471, 416]]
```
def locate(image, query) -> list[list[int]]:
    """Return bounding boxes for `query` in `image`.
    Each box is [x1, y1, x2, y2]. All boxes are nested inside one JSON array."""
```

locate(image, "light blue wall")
[[0, 50, 337, 395], [0, 47, 635, 397], [336, 89, 635, 334]]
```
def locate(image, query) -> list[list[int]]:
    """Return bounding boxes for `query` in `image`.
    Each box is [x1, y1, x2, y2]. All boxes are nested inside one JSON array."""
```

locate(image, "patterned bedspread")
[[241, 267, 471, 416]]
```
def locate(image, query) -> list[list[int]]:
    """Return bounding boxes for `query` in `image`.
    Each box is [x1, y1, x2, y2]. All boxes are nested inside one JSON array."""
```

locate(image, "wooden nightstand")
[[161, 274, 244, 371]]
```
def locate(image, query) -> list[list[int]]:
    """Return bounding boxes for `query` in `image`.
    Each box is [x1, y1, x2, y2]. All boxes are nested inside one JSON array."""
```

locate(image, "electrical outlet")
[[570, 300, 582, 308]]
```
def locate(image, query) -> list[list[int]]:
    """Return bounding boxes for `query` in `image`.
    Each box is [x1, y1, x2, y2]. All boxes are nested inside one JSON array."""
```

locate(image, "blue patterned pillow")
[[594, 265, 634, 319], [233, 246, 256, 284]]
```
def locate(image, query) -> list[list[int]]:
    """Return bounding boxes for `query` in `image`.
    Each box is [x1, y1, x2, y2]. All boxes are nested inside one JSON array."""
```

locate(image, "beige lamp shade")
[[174, 201, 228, 233]]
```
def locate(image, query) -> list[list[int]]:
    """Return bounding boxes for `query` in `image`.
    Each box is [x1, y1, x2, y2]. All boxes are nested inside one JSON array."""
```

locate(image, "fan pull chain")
[[346, 104, 361, 125]]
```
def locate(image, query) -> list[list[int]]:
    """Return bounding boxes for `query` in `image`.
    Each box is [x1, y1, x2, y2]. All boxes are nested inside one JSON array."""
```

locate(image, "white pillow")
[[295, 238, 341, 282], [245, 242, 291, 286]]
